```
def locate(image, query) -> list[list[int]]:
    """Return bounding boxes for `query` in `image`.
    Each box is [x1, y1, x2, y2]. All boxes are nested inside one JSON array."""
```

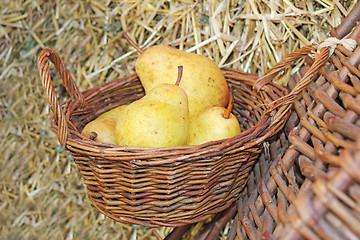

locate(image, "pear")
[[123, 32, 229, 119], [189, 86, 241, 145], [96, 105, 127, 120], [115, 66, 189, 148], [82, 105, 127, 145]]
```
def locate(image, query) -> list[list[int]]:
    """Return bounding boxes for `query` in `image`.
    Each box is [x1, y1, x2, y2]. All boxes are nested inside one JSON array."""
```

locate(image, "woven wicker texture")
[[38, 49, 293, 227], [37, 36, 336, 228], [225, 8, 360, 240], [37, 8, 338, 226], [4, 1, 357, 239]]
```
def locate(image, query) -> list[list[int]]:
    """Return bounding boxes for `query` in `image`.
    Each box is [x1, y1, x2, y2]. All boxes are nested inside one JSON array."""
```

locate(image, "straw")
[[0, 0, 350, 239]]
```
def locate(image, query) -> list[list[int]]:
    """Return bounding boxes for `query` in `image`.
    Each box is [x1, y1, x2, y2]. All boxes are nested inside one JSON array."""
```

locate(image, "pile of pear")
[[82, 34, 242, 148]]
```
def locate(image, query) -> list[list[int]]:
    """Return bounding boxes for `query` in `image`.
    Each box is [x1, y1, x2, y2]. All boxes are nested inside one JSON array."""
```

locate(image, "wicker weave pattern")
[[37, 32, 332, 227], [229, 18, 360, 240]]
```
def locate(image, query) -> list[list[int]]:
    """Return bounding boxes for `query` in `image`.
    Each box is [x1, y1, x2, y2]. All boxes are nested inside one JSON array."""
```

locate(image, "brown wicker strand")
[[253, 45, 317, 92], [331, 1, 360, 39], [37, 48, 84, 147], [229, 19, 360, 240], [37, 23, 334, 228]]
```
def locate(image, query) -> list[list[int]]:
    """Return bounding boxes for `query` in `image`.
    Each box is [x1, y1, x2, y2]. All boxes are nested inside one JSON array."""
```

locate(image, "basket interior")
[[64, 69, 285, 145], [48, 68, 290, 227]]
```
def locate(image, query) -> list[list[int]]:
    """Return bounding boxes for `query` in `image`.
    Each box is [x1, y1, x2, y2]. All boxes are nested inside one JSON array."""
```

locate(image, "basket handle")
[[255, 36, 357, 110], [254, 44, 333, 120], [254, 45, 327, 94], [37, 48, 85, 147]]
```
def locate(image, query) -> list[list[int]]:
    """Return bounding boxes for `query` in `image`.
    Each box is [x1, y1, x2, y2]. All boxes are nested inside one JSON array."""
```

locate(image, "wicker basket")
[[37, 34, 330, 227], [222, 6, 360, 240]]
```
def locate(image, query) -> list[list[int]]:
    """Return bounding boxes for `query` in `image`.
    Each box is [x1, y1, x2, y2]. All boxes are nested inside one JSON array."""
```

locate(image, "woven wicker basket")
[[37, 33, 330, 227], [222, 5, 360, 240]]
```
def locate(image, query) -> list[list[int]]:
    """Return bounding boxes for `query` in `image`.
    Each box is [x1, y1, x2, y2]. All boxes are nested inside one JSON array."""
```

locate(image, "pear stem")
[[122, 32, 144, 54], [89, 131, 98, 140], [223, 85, 234, 119], [175, 65, 183, 86]]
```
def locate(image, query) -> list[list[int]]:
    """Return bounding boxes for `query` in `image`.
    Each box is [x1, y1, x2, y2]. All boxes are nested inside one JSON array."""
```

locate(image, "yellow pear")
[[81, 105, 127, 145], [123, 32, 229, 119], [96, 105, 127, 120], [115, 66, 189, 148], [189, 87, 241, 145]]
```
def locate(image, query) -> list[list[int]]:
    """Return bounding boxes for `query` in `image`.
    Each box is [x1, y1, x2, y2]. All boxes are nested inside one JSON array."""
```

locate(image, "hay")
[[0, 0, 352, 239]]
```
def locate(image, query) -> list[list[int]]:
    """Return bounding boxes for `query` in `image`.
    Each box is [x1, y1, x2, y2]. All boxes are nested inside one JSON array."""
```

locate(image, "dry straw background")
[[0, 0, 355, 239]]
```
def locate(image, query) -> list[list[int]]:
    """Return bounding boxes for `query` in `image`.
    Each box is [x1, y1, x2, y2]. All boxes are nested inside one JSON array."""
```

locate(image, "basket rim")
[[51, 68, 290, 162]]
